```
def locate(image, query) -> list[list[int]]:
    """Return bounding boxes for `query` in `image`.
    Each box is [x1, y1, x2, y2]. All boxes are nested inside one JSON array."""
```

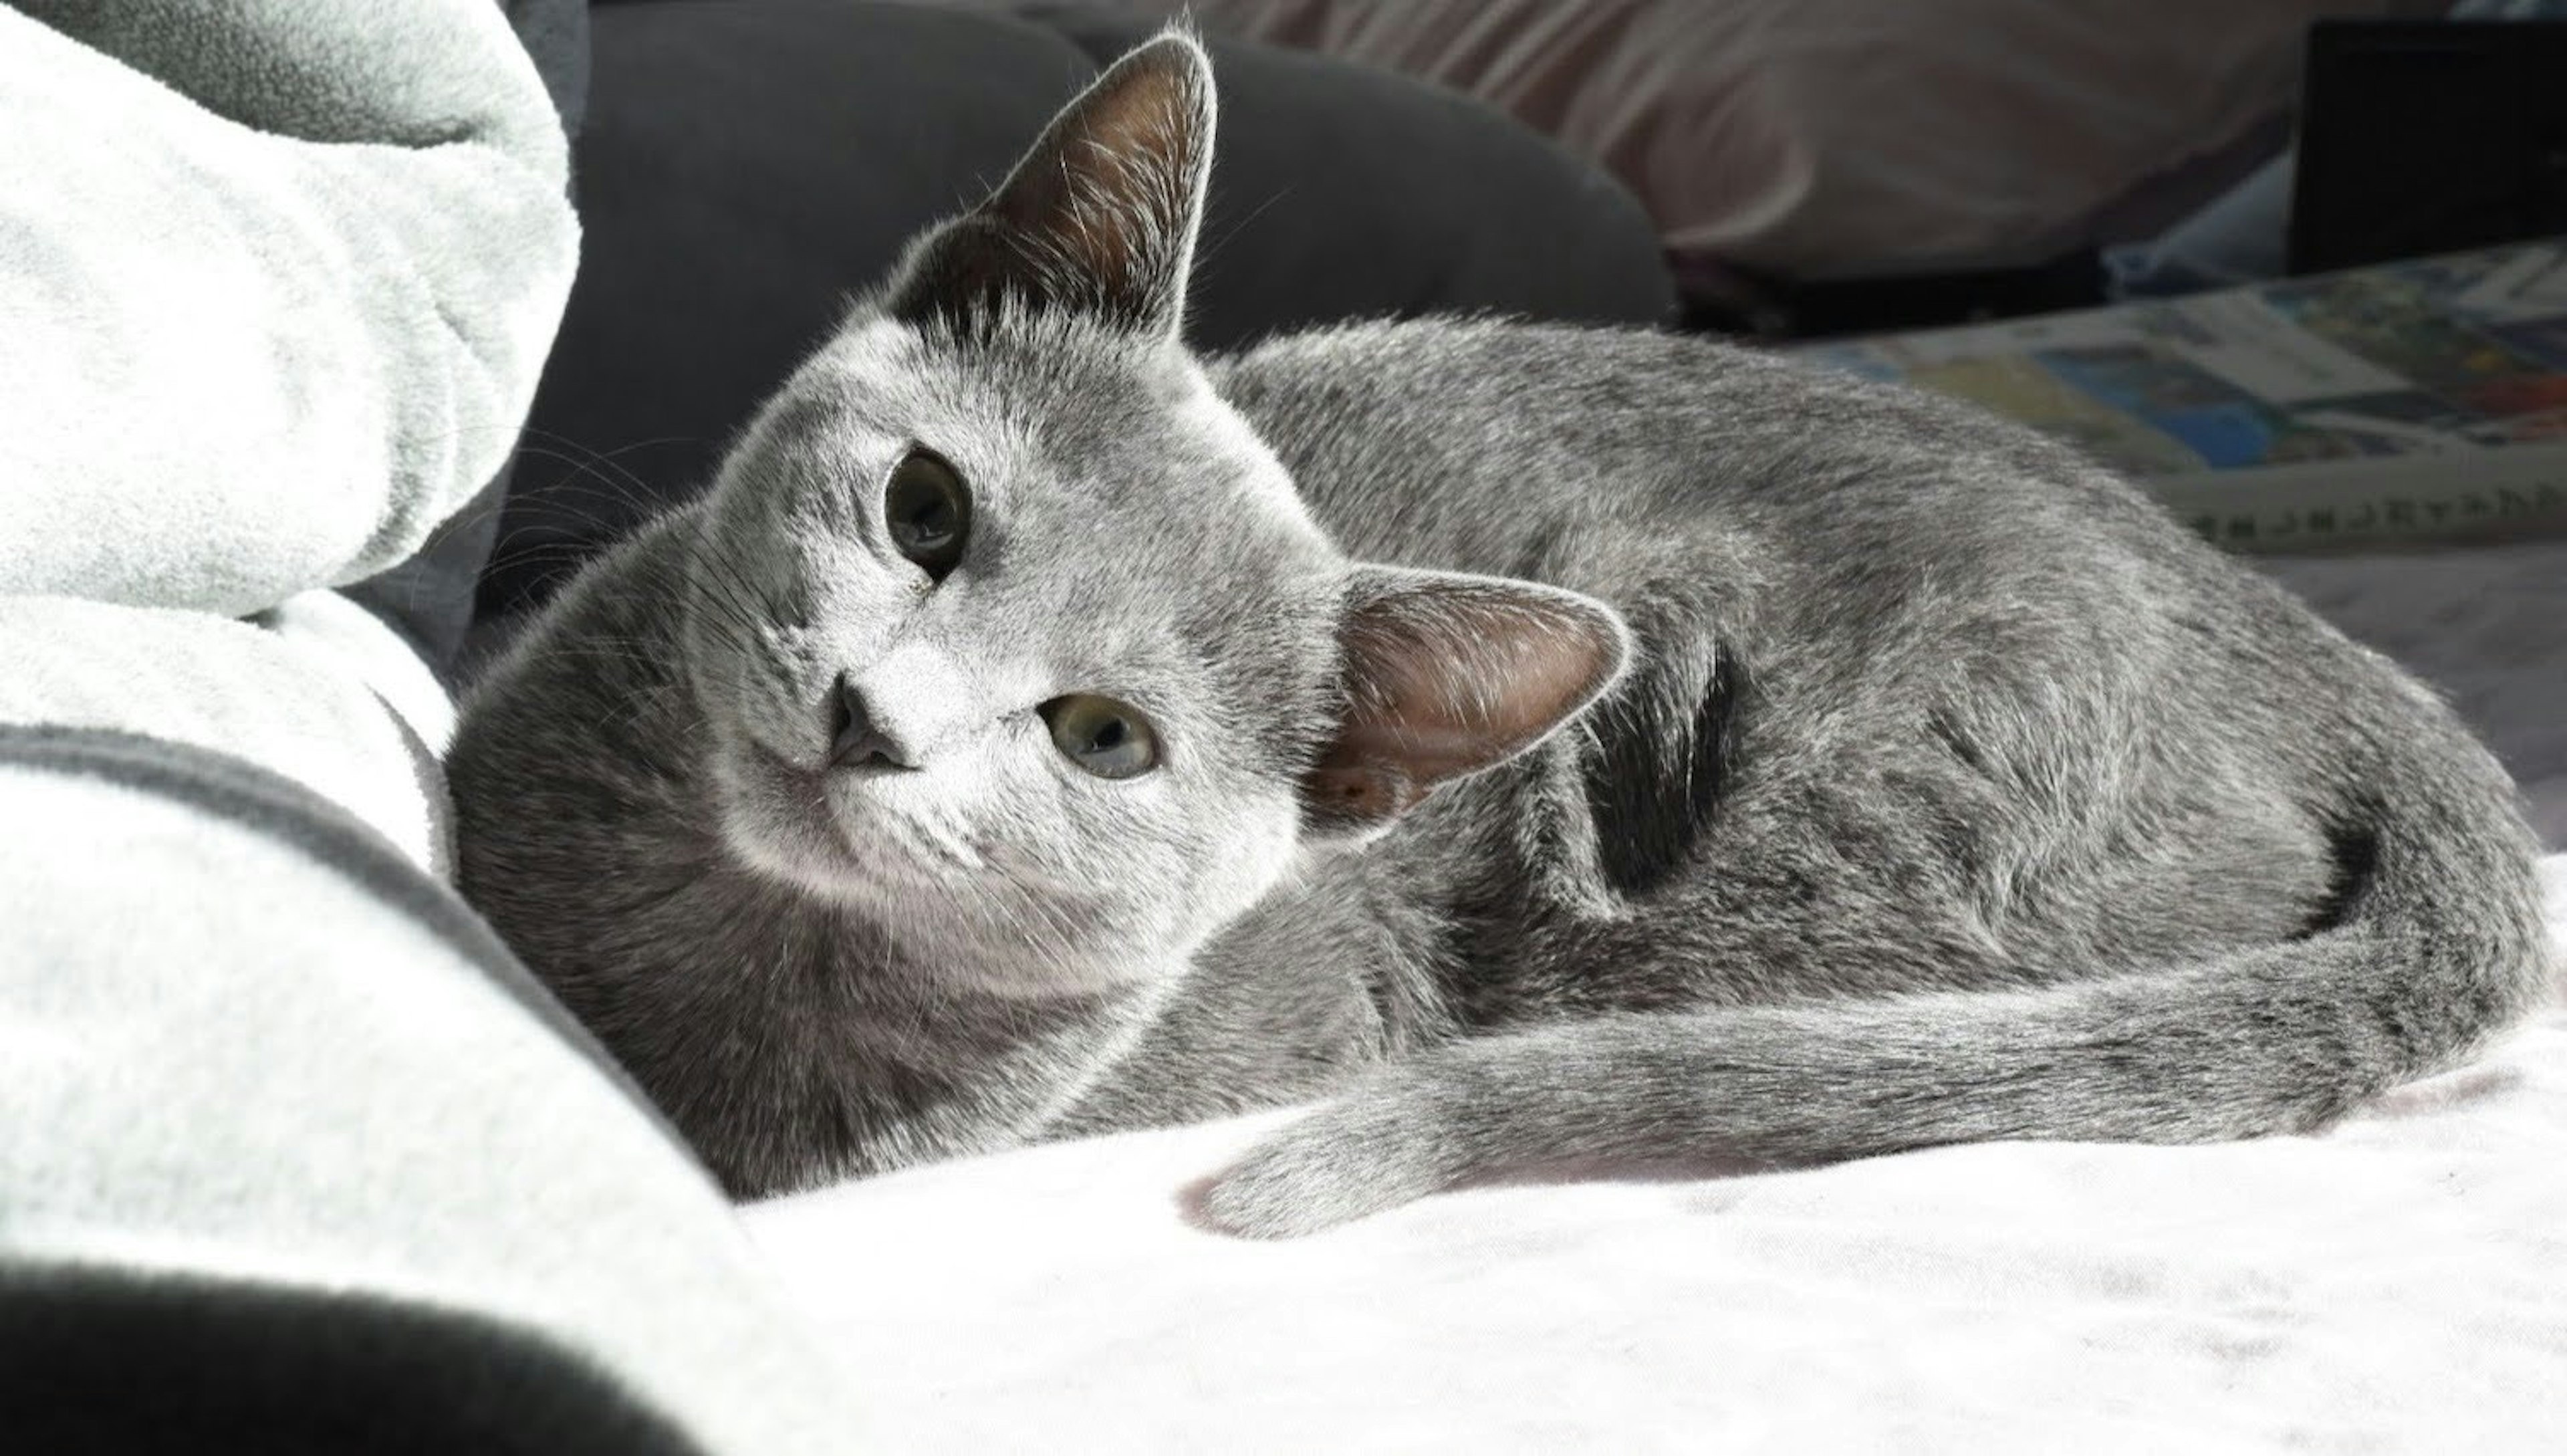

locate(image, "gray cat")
[[447, 32, 2551, 1237]]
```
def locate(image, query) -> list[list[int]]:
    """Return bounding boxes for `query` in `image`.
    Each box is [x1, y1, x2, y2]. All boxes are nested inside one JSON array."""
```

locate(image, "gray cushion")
[[479, 0, 1672, 620]]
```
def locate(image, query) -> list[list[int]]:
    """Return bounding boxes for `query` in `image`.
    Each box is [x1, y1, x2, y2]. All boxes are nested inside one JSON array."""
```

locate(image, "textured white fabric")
[[260, 586, 460, 753], [747, 856, 2567, 1453], [0, 0, 576, 616], [0, 595, 447, 872], [0, 761, 872, 1453]]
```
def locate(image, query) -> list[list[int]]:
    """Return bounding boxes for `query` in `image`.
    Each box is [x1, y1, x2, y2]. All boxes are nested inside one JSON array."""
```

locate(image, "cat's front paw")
[[1193, 1078, 1456, 1239]]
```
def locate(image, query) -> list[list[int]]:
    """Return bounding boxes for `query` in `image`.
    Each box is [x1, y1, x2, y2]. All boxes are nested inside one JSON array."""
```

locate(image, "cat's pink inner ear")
[[1307, 573, 1629, 831], [984, 34, 1212, 326]]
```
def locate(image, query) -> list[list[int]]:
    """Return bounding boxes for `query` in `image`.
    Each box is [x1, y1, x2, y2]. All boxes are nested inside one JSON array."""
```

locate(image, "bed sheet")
[[745, 858, 2567, 1453]]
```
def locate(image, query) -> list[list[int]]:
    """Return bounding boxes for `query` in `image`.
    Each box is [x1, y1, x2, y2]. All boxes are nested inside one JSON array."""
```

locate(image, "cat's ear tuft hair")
[[1304, 568, 1631, 836], [890, 29, 1215, 341]]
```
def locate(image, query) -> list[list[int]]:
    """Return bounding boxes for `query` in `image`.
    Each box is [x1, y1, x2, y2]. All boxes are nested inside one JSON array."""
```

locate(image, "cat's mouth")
[[718, 736, 977, 896], [712, 739, 853, 882], [749, 741, 827, 795], [711, 731, 1165, 996]]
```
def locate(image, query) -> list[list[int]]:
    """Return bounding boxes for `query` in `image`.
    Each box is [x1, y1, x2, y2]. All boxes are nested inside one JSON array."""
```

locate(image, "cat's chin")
[[717, 792, 992, 923], [709, 739, 993, 909], [717, 792, 863, 898], [703, 736, 1181, 996], [721, 808, 860, 894], [706, 737, 878, 894], [715, 798, 1169, 999]]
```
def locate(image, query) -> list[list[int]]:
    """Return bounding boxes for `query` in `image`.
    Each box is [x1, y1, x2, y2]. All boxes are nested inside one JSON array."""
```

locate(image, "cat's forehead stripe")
[[828, 315, 1324, 545]]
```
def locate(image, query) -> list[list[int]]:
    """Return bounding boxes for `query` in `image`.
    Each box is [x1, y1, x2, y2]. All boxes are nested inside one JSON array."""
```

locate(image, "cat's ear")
[[1304, 568, 1631, 836], [889, 29, 1213, 340]]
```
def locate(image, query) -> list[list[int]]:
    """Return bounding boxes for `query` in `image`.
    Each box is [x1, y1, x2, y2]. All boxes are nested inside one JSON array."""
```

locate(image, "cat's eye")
[[1042, 695, 1159, 779], [884, 448, 971, 580]]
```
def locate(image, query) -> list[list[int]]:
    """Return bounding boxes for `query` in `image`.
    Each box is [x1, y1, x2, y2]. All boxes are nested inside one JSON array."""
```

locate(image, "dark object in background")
[[1679, 250, 2110, 342], [1692, 18, 2567, 342], [476, 0, 1673, 627], [2289, 19, 2567, 275]]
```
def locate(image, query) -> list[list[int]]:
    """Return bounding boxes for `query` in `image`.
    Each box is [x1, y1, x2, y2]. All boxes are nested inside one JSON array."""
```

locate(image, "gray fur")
[[448, 32, 2552, 1237]]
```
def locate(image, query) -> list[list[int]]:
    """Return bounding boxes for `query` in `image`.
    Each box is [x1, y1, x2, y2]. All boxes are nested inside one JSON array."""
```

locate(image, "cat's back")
[[1213, 316, 2387, 985], [1208, 316, 2253, 706], [1212, 317, 2189, 585]]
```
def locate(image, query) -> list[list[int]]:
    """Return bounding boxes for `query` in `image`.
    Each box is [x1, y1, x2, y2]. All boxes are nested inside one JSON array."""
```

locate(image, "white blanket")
[[0, 9, 875, 1449], [747, 856, 2567, 1453]]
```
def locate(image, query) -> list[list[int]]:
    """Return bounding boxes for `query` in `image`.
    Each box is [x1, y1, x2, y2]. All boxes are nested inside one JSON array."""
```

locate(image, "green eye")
[[1041, 695, 1159, 779], [884, 448, 971, 580]]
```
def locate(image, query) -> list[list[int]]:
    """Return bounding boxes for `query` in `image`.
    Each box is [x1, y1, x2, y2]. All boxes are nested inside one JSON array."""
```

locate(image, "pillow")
[[481, 1, 1671, 620], [1102, 0, 2446, 278]]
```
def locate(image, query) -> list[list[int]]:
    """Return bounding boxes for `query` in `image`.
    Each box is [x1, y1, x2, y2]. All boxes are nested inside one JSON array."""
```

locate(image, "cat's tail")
[[1200, 686, 2554, 1237]]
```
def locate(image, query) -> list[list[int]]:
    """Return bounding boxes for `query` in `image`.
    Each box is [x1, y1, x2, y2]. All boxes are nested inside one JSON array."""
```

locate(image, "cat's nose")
[[828, 673, 918, 770]]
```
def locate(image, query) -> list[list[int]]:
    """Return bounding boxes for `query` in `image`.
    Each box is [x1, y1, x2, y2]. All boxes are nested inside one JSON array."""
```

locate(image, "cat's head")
[[679, 32, 1628, 991]]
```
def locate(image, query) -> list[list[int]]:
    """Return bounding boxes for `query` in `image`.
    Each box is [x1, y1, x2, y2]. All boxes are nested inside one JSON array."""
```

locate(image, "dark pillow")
[[476, 0, 1672, 623]]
